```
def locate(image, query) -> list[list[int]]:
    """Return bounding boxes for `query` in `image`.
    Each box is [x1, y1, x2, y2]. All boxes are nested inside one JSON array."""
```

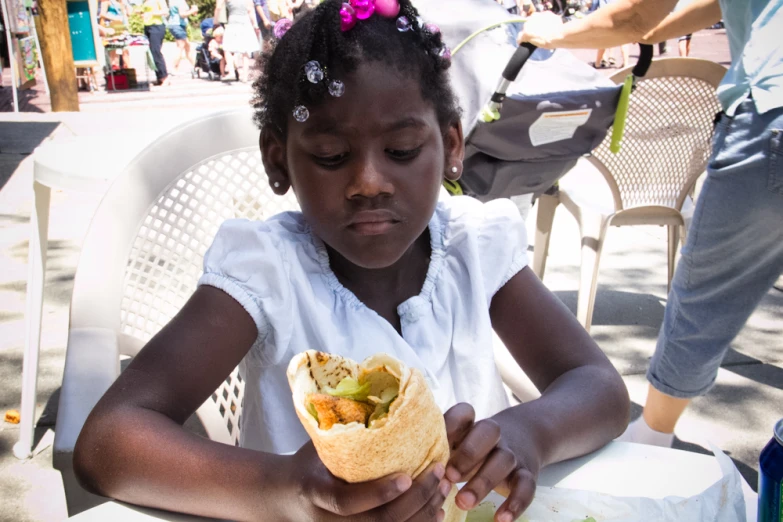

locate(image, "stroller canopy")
[[415, 0, 623, 198]]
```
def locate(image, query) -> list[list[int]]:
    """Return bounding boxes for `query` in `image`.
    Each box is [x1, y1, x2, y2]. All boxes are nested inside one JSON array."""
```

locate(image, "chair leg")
[[576, 212, 610, 333], [532, 193, 559, 280], [667, 225, 681, 293], [14, 181, 51, 460]]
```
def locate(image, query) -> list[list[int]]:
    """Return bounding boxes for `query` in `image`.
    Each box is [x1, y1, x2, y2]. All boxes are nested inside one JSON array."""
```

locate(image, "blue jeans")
[[648, 99, 783, 399]]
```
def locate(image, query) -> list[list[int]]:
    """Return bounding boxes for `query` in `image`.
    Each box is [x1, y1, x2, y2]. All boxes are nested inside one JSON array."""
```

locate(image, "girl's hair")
[[252, 0, 461, 137]]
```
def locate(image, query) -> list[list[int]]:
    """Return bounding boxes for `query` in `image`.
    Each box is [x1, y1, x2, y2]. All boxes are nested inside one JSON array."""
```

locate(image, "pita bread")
[[287, 351, 466, 522]]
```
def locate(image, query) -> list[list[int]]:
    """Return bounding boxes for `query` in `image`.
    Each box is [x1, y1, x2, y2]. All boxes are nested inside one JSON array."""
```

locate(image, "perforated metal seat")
[[532, 58, 727, 332], [53, 110, 298, 516]]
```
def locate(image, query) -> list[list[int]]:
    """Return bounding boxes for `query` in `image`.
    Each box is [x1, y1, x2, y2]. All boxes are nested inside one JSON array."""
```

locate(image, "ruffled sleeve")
[[442, 196, 529, 302], [478, 199, 529, 296], [198, 219, 293, 365]]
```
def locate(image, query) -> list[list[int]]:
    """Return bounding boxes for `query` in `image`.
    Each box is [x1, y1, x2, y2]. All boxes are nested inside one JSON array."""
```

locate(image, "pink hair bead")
[[374, 0, 400, 18]]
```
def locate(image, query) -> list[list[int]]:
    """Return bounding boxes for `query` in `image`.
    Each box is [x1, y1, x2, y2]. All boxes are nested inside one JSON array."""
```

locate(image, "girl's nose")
[[346, 158, 394, 200]]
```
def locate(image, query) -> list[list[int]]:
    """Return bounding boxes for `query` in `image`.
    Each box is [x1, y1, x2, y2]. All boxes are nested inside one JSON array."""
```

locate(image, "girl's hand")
[[444, 404, 537, 522], [277, 441, 453, 521]]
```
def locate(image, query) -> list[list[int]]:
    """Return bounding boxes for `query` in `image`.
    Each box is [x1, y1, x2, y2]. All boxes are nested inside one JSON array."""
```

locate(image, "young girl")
[[73, 1, 629, 521]]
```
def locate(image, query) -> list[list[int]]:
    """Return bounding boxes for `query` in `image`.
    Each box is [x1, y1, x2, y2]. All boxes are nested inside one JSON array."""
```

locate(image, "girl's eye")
[[386, 146, 423, 161], [314, 153, 348, 167]]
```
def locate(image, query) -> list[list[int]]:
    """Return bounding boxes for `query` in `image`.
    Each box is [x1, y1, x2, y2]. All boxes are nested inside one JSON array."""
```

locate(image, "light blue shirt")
[[718, 0, 783, 115], [198, 196, 527, 453]]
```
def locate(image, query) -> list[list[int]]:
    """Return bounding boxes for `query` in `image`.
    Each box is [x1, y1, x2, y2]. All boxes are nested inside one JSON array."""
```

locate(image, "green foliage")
[[193, 0, 216, 25], [128, 11, 144, 35]]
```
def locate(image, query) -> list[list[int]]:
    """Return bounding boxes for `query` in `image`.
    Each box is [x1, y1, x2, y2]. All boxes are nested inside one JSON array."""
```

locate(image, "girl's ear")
[[444, 119, 465, 181], [260, 128, 292, 194]]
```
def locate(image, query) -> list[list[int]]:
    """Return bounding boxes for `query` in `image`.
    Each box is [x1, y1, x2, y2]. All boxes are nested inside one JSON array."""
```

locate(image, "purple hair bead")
[[273, 18, 292, 39]]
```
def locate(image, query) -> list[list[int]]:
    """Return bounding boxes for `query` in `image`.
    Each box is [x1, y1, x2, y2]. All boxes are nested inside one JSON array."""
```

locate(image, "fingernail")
[[439, 479, 451, 497], [459, 490, 476, 509], [395, 475, 412, 492], [437, 509, 445, 522], [434, 463, 445, 480], [445, 465, 460, 482], [498, 512, 513, 522]]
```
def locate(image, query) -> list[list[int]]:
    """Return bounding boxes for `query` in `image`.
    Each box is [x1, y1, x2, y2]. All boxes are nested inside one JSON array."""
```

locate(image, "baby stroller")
[[416, 0, 652, 200], [193, 18, 222, 80]]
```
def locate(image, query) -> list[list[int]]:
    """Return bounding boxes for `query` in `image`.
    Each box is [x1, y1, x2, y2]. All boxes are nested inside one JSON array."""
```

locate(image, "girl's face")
[[263, 61, 463, 270]]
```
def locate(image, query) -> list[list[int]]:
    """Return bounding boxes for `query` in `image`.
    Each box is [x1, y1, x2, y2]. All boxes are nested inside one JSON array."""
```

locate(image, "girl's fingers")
[[445, 418, 501, 483], [495, 468, 536, 522], [443, 403, 475, 450], [456, 446, 518, 511], [406, 478, 451, 522], [310, 472, 412, 516], [371, 463, 445, 522]]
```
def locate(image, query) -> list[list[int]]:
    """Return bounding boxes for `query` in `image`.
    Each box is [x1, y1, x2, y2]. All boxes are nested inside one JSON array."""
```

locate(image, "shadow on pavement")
[[553, 289, 666, 328], [0, 121, 61, 192]]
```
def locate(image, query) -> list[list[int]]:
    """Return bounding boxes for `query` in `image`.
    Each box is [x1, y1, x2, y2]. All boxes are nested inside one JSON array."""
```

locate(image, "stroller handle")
[[633, 44, 654, 78], [502, 43, 538, 83]]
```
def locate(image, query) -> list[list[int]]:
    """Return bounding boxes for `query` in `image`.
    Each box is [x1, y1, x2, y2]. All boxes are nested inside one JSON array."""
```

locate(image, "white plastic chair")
[[53, 109, 539, 515], [532, 58, 726, 332], [53, 110, 300, 515]]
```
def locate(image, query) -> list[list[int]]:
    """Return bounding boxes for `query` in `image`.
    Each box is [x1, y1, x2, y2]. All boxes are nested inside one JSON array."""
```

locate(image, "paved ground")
[[1, 26, 781, 522]]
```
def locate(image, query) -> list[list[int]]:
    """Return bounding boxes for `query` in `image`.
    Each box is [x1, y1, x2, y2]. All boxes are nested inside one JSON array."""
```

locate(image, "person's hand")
[[517, 11, 564, 48], [444, 404, 537, 522], [274, 441, 453, 521]]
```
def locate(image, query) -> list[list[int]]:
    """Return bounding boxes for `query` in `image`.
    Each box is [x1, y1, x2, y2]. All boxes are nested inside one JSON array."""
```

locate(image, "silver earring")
[[274, 182, 280, 188], [450, 166, 458, 174]]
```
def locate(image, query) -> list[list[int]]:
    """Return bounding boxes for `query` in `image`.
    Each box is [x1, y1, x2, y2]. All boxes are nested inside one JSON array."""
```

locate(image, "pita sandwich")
[[287, 350, 466, 522]]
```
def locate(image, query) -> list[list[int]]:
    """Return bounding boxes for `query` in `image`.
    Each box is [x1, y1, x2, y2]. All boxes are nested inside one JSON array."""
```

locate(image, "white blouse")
[[198, 196, 528, 454]]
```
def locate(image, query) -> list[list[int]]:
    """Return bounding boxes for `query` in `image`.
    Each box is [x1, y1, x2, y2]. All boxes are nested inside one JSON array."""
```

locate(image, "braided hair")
[[252, 0, 461, 137]]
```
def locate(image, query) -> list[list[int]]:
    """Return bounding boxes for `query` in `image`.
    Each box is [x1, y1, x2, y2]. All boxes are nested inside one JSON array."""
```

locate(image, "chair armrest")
[[53, 327, 120, 516], [493, 332, 541, 404]]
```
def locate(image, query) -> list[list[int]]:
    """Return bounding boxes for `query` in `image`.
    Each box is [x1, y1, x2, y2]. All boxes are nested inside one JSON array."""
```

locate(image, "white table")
[[13, 136, 148, 460], [66, 442, 758, 521]]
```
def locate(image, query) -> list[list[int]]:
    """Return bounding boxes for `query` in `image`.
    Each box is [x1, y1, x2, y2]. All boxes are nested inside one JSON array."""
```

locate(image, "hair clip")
[[274, 18, 293, 39], [340, 0, 400, 32]]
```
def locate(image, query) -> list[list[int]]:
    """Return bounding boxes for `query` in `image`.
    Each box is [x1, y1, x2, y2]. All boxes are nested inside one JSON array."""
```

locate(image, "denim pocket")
[[769, 129, 783, 196], [707, 113, 732, 173]]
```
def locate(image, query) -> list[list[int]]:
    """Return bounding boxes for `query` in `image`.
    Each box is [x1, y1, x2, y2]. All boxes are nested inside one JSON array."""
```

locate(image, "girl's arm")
[[640, 0, 722, 44], [74, 285, 445, 521], [445, 266, 630, 519], [73, 287, 277, 520], [519, 0, 680, 49], [488, 267, 629, 469]]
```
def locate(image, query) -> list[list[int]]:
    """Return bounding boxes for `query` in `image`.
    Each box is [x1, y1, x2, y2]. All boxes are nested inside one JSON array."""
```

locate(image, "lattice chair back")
[[590, 58, 726, 212], [67, 111, 299, 448]]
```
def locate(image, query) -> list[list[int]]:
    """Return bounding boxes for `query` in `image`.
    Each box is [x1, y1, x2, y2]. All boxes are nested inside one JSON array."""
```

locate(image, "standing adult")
[[253, 0, 273, 46], [215, 0, 259, 82], [98, 0, 131, 69], [520, 0, 783, 447], [143, 0, 171, 86], [166, 0, 198, 72]]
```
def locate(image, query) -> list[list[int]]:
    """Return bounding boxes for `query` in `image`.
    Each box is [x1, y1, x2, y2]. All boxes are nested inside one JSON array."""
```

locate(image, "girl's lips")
[[348, 220, 398, 236], [346, 210, 401, 235]]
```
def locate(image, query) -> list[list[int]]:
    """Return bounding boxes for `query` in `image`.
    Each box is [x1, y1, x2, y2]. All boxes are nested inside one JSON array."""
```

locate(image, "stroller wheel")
[[208, 71, 215, 81], [235, 69, 239, 81]]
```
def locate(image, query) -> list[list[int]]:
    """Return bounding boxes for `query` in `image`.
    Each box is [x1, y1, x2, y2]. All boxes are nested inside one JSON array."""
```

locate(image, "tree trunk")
[[37, 0, 79, 111]]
